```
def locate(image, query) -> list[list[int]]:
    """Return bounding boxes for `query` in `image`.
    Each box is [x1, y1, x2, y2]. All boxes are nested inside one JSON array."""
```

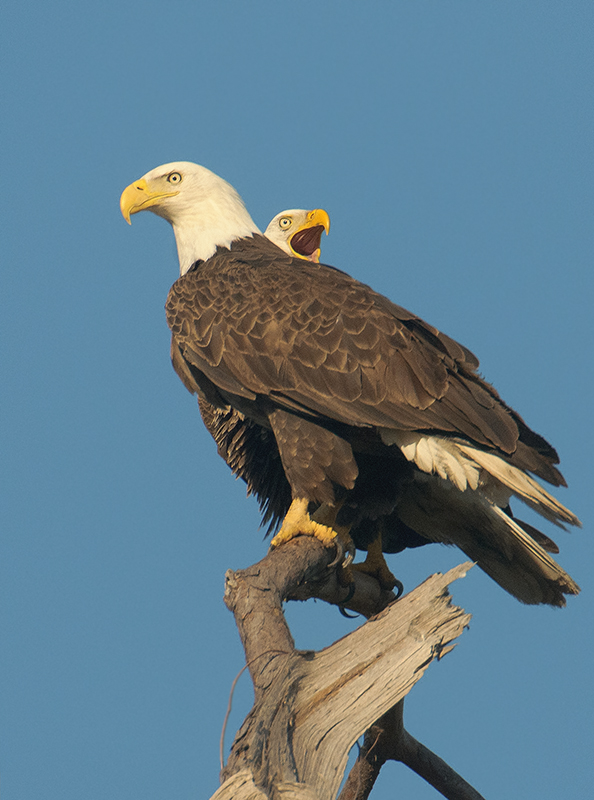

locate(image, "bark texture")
[[209, 536, 480, 799]]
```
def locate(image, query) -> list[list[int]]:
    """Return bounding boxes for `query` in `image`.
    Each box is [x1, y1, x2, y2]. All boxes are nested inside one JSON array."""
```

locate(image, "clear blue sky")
[[1, 2, 592, 797]]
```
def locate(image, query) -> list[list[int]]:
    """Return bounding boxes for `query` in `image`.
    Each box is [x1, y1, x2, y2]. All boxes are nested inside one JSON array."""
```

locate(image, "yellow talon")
[[351, 532, 397, 591], [271, 498, 339, 547], [271, 499, 355, 565]]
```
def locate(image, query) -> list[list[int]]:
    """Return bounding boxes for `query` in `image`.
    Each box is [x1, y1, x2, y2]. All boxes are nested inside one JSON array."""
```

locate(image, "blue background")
[[1, 2, 592, 797]]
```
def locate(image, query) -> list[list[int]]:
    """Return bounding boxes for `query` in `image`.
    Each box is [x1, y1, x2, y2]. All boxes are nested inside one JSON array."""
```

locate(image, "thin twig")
[[219, 663, 249, 771], [219, 650, 291, 771]]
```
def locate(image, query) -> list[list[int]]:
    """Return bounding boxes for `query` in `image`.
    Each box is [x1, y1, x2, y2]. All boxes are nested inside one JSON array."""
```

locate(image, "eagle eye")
[[167, 172, 182, 184], [279, 217, 292, 230]]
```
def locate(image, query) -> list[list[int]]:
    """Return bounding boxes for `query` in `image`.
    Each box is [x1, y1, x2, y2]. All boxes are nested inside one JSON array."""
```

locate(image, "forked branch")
[[338, 702, 485, 800], [212, 536, 478, 799]]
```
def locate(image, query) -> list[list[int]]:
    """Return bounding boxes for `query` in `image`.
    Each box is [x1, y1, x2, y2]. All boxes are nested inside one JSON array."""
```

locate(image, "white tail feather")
[[381, 430, 580, 529], [457, 444, 580, 527]]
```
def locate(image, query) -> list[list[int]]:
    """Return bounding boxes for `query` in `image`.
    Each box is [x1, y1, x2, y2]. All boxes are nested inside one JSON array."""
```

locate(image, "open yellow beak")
[[119, 178, 180, 224], [288, 208, 331, 263]]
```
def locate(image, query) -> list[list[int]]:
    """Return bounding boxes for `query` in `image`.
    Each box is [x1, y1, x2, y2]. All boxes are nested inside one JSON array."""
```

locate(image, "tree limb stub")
[[218, 536, 473, 799], [337, 703, 486, 800]]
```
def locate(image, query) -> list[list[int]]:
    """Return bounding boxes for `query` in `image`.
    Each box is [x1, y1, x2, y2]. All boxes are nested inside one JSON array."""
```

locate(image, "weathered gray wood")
[[290, 563, 472, 798], [214, 535, 474, 799], [210, 770, 266, 800]]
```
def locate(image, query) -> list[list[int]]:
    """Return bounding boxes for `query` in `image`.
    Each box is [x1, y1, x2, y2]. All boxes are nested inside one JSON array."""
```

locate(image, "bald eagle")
[[264, 208, 330, 263], [120, 161, 580, 606]]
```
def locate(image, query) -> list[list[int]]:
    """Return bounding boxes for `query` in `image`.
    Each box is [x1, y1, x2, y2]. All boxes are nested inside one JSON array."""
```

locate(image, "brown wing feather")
[[166, 236, 559, 481]]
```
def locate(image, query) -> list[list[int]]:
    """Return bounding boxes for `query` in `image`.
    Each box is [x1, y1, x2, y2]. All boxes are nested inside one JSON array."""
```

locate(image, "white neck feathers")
[[172, 191, 260, 275]]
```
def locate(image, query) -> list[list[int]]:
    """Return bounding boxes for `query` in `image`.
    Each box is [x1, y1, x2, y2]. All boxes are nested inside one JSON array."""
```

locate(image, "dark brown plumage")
[[168, 238, 540, 460], [167, 235, 579, 606]]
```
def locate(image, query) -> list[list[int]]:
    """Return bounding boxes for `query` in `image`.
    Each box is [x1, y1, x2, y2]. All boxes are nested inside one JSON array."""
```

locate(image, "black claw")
[[344, 539, 356, 568], [393, 579, 404, 599], [328, 537, 345, 569], [339, 582, 358, 617]]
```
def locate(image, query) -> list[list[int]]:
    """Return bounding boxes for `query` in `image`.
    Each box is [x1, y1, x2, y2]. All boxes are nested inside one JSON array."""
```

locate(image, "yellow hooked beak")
[[119, 178, 180, 224], [304, 208, 330, 235]]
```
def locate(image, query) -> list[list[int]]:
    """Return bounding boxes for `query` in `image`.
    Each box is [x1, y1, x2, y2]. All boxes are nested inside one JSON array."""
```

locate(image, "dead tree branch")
[[338, 702, 485, 800], [209, 536, 477, 799]]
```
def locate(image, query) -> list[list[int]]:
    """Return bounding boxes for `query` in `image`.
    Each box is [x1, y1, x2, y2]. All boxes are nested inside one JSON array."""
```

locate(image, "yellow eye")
[[279, 217, 292, 230], [167, 172, 182, 184]]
